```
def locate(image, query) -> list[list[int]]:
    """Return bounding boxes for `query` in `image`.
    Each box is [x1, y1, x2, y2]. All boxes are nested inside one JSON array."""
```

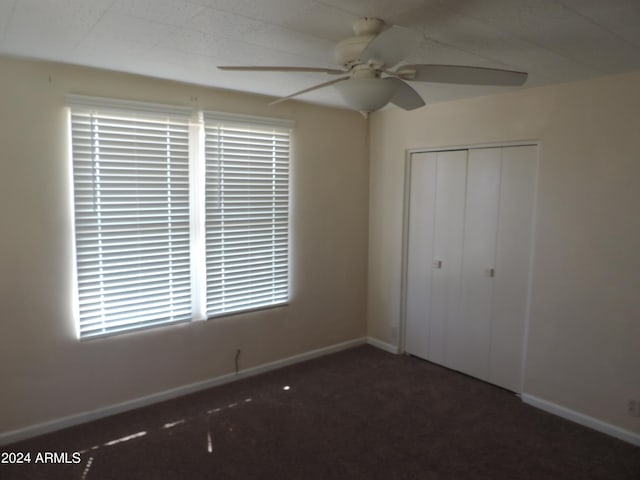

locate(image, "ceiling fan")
[[218, 17, 528, 116]]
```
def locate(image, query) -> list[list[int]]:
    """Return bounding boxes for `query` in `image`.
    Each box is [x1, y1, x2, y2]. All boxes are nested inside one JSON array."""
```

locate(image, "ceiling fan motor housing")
[[334, 17, 386, 67]]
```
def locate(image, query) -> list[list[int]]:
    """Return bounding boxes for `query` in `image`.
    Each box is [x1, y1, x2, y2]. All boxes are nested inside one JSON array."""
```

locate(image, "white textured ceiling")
[[1, 0, 639, 108]]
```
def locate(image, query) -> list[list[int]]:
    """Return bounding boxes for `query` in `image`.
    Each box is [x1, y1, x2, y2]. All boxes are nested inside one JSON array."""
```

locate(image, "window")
[[204, 114, 290, 317], [67, 96, 292, 339]]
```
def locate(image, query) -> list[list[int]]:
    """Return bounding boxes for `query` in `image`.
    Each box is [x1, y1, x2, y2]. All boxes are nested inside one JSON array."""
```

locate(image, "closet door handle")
[[486, 267, 495, 278], [433, 260, 443, 269]]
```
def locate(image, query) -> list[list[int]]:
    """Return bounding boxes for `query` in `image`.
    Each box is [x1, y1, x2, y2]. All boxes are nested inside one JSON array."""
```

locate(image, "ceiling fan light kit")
[[218, 17, 528, 115], [334, 77, 398, 115]]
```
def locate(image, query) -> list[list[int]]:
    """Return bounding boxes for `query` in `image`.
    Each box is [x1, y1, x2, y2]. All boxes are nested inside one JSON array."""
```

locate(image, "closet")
[[404, 145, 537, 392]]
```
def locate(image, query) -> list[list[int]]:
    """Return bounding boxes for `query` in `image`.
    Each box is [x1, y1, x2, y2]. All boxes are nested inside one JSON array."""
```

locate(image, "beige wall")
[[3, 52, 638, 439], [0, 56, 369, 434], [368, 71, 640, 434]]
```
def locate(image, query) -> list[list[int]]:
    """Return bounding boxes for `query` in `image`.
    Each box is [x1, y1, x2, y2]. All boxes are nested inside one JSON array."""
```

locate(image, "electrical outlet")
[[628, 399, 640, 417]]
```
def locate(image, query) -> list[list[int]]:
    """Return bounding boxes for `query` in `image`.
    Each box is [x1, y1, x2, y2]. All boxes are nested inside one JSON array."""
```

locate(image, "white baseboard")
[[0, 337, 367, 446], [366, 336, 400, 354], [522, 394, 640, 447]]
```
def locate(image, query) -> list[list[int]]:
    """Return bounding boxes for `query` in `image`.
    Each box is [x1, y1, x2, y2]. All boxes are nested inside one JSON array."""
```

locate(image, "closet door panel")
[[490, 145, 537, 391], [431, 151, 467, 367], [459, 148, 501, 380], [405, 153, 437, 359]]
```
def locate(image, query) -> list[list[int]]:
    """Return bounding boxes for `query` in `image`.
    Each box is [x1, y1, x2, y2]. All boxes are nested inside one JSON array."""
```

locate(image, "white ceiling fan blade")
[[361, 25, 421, 68], [399, 64, 528, 86], [218, 66, 347, 75], [269, 77, 349, 106], [385, 77, 425, 110]]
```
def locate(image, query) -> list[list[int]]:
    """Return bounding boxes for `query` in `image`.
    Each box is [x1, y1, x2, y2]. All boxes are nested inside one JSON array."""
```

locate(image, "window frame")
[[66, 95, 294, 340]]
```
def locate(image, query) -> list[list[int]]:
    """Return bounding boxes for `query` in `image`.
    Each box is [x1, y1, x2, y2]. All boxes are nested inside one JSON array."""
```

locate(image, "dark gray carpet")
[[2, 345, 639, 479]]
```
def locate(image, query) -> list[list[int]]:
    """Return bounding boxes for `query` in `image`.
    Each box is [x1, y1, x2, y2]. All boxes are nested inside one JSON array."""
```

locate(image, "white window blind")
[[69, 98, 192, 338], [68, 96, 293, 339], [203, 114, 291, 316]]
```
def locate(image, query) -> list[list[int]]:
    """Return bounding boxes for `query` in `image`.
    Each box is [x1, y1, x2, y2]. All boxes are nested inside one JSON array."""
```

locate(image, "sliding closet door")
[[457, 148, 501, 379], [405, 150, 466, 362], [489, 145, 537, 391]]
